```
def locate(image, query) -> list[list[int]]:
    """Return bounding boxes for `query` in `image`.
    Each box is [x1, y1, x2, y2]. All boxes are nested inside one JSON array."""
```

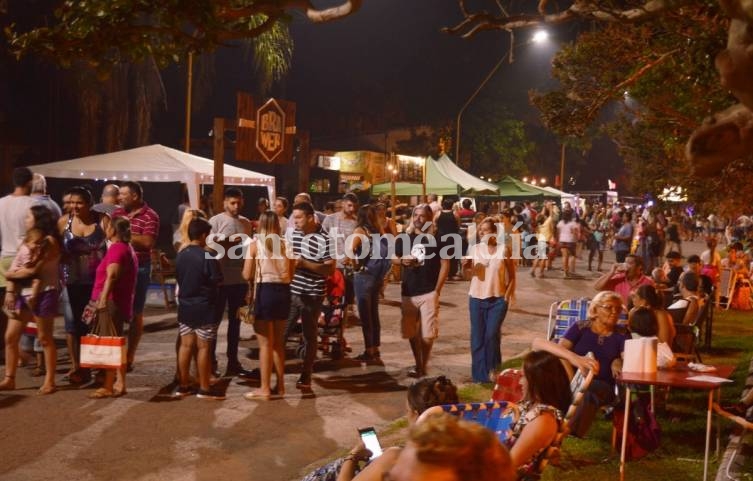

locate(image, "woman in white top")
[[557, 209, 580, 278], [462, 218, 516, 383], [242, 211, 295, 399]]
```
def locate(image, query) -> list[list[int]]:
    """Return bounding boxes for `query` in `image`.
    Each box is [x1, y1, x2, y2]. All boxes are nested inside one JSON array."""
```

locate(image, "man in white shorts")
[[394, 204, 449, 377]]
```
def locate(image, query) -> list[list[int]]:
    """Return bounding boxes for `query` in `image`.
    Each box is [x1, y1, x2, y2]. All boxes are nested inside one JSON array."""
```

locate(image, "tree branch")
[[445, 0, 694, 39]]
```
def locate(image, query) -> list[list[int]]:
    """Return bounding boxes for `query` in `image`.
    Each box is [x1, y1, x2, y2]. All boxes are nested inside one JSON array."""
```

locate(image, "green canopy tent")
[[371, 155, 460, 196], [372, 155, 499, 196], [495, 176, 560, 201]]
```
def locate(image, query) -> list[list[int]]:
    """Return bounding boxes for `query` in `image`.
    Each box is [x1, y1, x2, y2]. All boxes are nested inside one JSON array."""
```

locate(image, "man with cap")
[[663, 251, 685, 289]]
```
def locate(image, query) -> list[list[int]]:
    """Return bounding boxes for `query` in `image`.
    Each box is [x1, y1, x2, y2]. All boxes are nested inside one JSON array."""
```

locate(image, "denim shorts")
[[132, 261, 152, 315]]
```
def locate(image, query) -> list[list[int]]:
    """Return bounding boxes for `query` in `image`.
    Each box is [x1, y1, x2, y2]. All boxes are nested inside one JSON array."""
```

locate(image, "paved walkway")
[[0, 240, 720, 481]]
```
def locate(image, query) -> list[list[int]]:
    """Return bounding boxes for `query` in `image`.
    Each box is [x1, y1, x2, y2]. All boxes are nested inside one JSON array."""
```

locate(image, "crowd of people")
[[4, 165, 753, 479]]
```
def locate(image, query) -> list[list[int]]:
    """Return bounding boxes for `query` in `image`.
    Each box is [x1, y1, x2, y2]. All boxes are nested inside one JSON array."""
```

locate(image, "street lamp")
[[454, 30, 550, 165]]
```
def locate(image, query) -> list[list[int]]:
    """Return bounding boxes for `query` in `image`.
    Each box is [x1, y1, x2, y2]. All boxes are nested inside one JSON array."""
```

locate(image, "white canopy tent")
[[542, 186, 576, 201], [29, 144, 276, 208], [433, 154, 499, 193]]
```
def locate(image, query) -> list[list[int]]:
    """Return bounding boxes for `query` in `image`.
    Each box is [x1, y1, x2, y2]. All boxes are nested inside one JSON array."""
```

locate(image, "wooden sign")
[[236, 92, 296, 164]]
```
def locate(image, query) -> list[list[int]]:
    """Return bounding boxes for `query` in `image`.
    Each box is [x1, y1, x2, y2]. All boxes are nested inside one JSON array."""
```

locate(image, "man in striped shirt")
[[112, 181, 160, 371], [287, 202, 335, 389]]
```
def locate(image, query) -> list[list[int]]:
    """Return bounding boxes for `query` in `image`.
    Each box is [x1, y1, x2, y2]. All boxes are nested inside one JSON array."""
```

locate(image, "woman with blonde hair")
[[242, 210, 295, 399], [173, 209, 207, 252]]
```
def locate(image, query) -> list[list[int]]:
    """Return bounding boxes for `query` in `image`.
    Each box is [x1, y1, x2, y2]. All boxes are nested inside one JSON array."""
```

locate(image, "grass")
[[544, 309, 753, 481]]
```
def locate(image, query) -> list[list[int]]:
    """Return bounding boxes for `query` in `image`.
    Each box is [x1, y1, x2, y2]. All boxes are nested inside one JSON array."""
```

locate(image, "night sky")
[[2, 0, 625, 191], [163, 0, 624, 190]]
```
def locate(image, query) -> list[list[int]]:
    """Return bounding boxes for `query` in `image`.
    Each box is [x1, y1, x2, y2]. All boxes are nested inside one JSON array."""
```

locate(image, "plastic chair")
[[490, 368, 524, 402], [440, 401, 520, 443]]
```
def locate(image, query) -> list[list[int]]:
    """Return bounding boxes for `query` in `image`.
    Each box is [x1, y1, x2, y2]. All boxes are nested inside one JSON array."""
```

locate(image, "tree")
[[527, 4, 740, 210], [463, 103, 536, 179], [5, 0, 361, 71], [3, 1, 297, 156], [443, 0, 753, 199]]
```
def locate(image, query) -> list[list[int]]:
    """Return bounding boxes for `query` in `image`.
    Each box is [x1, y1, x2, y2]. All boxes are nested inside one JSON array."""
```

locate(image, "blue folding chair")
[[548, 297, 629, 341], [440, 401, 520, 443], [547, 298, 591, 341]]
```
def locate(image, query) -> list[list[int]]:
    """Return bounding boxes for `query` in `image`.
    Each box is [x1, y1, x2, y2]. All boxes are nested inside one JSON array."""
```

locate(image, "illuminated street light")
[[532, 30, 549, 44], [455, 30, 550, 165]]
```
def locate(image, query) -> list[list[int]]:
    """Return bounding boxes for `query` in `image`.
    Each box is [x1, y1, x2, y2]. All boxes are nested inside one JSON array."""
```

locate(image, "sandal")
[[88, 388, 114, 399], [37, 385, 57, 395], [0, 375, 15, 391], [112, 388, 127, 397]]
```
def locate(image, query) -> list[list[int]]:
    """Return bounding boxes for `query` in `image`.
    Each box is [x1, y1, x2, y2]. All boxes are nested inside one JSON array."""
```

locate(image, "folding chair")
[[539, 364, 595, 472], [713, 403, 753, 481], [673, 294, 710, 363], [150, 249, 177, 308], [547, 298, 591, 341], [440, 401, 520, 443]]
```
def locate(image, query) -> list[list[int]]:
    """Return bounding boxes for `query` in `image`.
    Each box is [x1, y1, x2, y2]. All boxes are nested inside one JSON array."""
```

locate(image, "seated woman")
[[536, 290, 629, 438], [628, 306, 675, 369], [506, 350, 573, 480], [301, 376, 459, 481], [631, 284, 676, 347]]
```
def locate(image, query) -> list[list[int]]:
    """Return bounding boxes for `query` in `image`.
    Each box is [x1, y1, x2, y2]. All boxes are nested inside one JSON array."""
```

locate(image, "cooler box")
[[145, 280, 176, 307]]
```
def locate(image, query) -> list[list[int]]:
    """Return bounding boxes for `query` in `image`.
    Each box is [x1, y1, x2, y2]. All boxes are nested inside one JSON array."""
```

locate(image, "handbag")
[[238, 254, 260, 325], [80, 303, 126, 369]]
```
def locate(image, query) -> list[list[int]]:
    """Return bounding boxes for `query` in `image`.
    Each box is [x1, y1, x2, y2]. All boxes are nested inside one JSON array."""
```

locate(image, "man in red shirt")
[[593, 254, 653, 306], [112, 181, 160, 371]]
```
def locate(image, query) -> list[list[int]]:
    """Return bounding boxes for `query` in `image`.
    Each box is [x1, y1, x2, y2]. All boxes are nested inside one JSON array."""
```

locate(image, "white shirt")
[[0, 194, 35, 258]]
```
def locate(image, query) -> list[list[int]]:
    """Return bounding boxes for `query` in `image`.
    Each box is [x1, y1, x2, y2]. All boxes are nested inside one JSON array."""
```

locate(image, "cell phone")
[[358, 427, 383, 460]]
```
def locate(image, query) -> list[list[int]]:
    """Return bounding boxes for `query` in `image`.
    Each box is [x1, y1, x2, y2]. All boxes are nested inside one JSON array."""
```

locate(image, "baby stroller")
[[289, 269, 347, 361]]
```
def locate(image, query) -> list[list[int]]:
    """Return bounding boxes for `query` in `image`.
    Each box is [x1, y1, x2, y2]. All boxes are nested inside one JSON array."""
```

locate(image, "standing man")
[[208, 187, 253, 377], [321, 192, 359, 319], [30, 173, 62, 220], [92, 183, 120, 217], [112, 181, 160, 371], [0, 167, 35, 349], [394, 204, 450, 377], [288, 202, 335, 389]]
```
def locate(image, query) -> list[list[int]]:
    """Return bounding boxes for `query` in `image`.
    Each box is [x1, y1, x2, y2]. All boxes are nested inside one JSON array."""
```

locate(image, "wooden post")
[[213, 117, 225, 214], [184, 52, 194, 153]]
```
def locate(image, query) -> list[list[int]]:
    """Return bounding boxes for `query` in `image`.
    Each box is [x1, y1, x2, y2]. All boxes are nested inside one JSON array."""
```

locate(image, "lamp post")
[[454, 30, 549, 165], [388, 155, 397, 219]]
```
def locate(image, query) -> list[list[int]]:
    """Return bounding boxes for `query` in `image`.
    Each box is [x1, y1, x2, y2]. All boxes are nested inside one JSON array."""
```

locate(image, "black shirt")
[[395, 232, 443, 297], [176, 245, 223, 327]]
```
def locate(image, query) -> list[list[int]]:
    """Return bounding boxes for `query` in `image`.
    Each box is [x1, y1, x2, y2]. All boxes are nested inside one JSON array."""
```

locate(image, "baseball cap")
[[666, 251, 683, 260]]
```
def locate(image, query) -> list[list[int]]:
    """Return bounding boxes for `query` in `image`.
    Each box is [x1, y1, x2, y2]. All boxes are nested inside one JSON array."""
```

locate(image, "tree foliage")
[[464, 103, 536, 179], [528, 1, 746, 211], [5, 0, 358, 72]]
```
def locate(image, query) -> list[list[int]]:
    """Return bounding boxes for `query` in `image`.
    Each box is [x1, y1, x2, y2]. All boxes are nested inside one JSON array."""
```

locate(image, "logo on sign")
[[255, 98, 286, 162]]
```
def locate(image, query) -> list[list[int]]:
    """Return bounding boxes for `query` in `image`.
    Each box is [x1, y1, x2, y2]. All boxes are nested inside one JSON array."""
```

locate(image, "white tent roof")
[[542, 186, 575, 199], [28, 144, 275, 207], [433, 154, 499, 193]]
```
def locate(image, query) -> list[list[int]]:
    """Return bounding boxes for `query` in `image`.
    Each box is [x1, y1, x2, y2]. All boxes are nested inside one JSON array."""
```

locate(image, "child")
[[174, 218, 225, 400], [5, 227, 48, 313]]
